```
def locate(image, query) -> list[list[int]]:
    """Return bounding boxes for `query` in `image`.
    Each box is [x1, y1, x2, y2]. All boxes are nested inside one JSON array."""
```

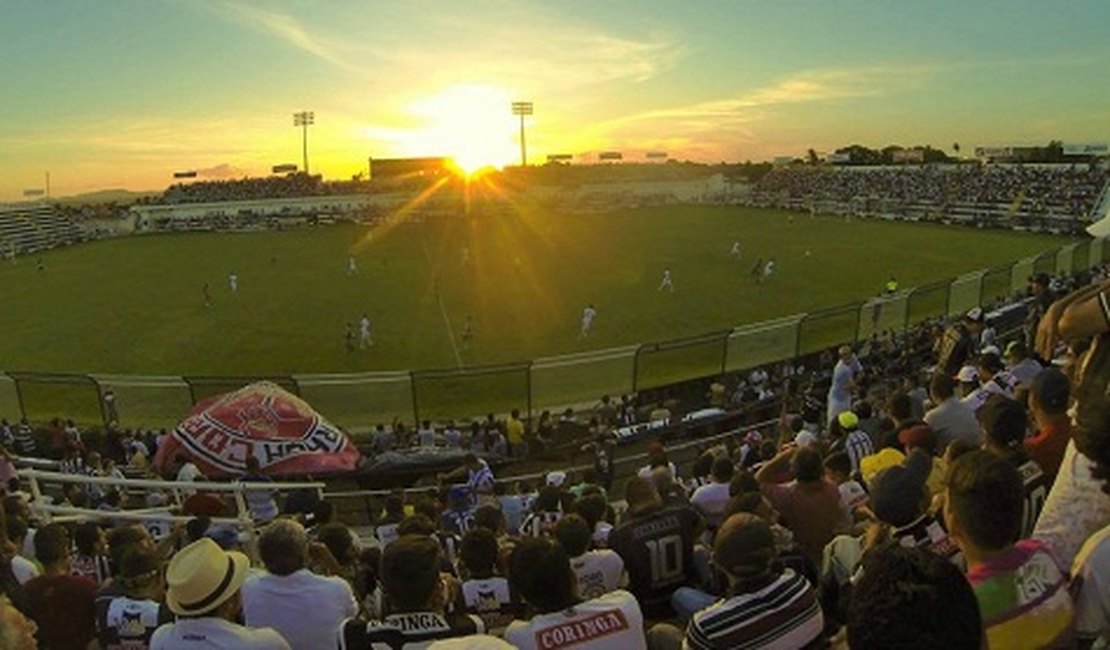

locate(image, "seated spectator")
[[1024, 366, 1071, 484], [896, 424, 947, 499], [962, 352, 1017, 411], [675, 513, 824, 650], [24, 523, 98, 650], [340, 535, 482, 647], [519, 486, 563, 538], [979, 395, 1049, 537], [756, 445, 847, 566], [95, 545, 173, 649], [152, 538, 289, 649], [944, 450, 1074, 649], [830, 411, 874, 475], [822, 452, 868, 516], [924, 372, 981, 448], [554, 514, 626, 600], [457, 528, 515, 634], [241, 519, 357, 649], [4, 517, 38, 585], [72, 521, 111, 586], [608, 477, 702, 619], [847, 543, 983, 649], [1005, 339, 1043, 389], [375, 493, 406, 548], [440, 486, 476, 537], [689, 458, 733, 529], [504, 537, 645, 649], [573, 492, 614, 548], [314, 522, 360, 587]]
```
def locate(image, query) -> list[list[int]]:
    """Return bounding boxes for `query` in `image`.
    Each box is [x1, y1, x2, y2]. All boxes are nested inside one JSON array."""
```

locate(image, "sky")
[[1, 0, 1109, 200]]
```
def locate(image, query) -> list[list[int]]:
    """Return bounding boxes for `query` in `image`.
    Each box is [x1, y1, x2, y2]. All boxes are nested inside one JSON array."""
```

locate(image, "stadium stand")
[[0, 203, 83, 254], [750, 163, 1110, 233]]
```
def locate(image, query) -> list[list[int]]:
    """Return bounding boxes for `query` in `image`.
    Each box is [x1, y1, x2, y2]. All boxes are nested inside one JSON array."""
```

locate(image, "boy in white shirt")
[[554, 515, 626, 601]]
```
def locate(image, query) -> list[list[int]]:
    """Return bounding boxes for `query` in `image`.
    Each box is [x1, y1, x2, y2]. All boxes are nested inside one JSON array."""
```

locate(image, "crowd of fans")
[[1, 269, 1109, 648], [753, 163, 1110, 221]]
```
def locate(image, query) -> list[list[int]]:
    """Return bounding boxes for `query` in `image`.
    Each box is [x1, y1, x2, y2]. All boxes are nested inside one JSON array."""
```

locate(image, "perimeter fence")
[[0, 239, 1101, 431]]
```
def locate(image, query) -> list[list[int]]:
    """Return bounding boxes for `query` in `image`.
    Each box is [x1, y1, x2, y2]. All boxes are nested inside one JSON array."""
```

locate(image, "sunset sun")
[[407, 85, 521, 176]]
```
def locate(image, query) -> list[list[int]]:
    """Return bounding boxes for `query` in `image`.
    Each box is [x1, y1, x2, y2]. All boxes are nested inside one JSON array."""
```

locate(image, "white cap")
[[966, 307, 984, 322], [545, 471, 567, 487], [956, 365, 980, 383]]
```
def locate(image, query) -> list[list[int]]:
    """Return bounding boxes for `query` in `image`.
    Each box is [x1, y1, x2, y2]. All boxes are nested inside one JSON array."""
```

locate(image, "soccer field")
[[0, 206, 1072, 426]]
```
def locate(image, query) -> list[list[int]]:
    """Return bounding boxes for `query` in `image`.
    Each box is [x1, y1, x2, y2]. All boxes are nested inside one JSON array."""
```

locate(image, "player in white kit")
[[762, 258, 776, 281], [228, 271, 238, 293], [359, 314, 373, 348], [659, 268, 674, 292], [580, 304, 597, 338], [347, 256, 358, 276], [730, 242, 741, 260]]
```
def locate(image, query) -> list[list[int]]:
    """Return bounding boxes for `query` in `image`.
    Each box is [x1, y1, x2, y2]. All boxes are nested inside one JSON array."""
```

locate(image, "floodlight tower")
[[293, 111, 315, 174], [511, 101, 533, 166]]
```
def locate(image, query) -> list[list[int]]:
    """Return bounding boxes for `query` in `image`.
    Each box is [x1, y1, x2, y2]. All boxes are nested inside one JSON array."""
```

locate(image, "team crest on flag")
[[153, 381, 360, 477]]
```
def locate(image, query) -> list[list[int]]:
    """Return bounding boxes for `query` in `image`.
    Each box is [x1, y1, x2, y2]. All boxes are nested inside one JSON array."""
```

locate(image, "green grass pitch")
[[0, 206, 1072, 427]]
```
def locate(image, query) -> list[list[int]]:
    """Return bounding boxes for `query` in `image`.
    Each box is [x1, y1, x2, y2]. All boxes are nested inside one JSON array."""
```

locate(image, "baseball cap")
[[545, 471, 567, 487], [966, 307, 984, 323], [956, 365, 979, 383], [837, 411, 860, 430], [869, 449, 931, 527], [1031, 367, 1069, 413]]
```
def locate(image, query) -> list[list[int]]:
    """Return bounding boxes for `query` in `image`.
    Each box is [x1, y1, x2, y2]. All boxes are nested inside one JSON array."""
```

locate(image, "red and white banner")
[[153, 381, 359, 477]]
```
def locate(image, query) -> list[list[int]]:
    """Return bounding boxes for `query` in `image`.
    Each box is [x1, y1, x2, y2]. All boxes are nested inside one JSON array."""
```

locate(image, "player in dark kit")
[[607, 476, 703, 619]]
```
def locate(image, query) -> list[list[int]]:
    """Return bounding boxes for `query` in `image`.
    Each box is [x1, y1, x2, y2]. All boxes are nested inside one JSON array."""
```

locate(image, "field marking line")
[[436, 291, 464, 368]]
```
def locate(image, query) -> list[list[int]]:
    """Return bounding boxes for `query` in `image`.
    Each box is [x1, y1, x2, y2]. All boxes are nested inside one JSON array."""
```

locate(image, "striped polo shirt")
[[685, 569, 824, 650]]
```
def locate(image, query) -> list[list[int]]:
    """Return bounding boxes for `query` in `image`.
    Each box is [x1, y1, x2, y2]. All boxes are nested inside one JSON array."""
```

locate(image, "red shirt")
[[761, 478, 847, 565], [1025, 420, 1070, 483], [25, 574, 97, 650]]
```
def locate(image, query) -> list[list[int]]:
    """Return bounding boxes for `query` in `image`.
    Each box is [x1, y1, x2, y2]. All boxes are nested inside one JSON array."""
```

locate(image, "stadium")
[[2, 3, 1109, 649]]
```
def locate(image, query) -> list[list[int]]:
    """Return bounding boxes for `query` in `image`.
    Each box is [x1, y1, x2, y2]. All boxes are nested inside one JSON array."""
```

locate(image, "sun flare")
[[407, 85, 521, 175]]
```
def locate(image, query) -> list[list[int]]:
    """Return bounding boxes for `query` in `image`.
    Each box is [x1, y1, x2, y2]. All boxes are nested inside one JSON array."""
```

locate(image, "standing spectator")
[[756, 446, 847, 566], [682, 514, 824, 650], [924, 372, 981, 449], [979, 395, 1049, 538], [372, 424, 393, 454], [554, 514, 626, 600], [241, 519, 357, 650], [505, 409, 526, 458], [440, 487, 476, 537], [608, 477, 702, 619], [340, 535, 482, 647], [847, 543, 983, 650], [1024, 367, 1071, 484], [689, 458, 733, 529], [827, 346, 863, 427], [943, 450, 1074, 649], [95, 546, 173, 649], [439, 453, 495, 506], [418, 421, 437, 448], [151, 538, 290, 649], [936, 308, 985, 377], [13, 418, 35, 456], [504, 537, 645, 650], [103, 388, 119, 425], [241, 457, 279, 523], [374, 494, 406, 549], [24, 523, 98, 650], [835, 411, 874, 475]]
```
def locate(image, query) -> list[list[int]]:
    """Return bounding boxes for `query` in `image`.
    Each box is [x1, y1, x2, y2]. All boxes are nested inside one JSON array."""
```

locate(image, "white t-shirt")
[[240, 569, 357, 650], [689, 482, 731, 528], [837, 480, 869, 511], [582, 308, 596, 325], [150, 617, 290, 650], [570, 551, 626, 601], [460, 576, 514, 634], [504, 589, 645, 650], [10, 555, 39, 584]]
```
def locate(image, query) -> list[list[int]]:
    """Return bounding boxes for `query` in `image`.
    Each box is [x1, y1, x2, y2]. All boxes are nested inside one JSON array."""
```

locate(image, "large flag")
[[153, 381, 360, 477]]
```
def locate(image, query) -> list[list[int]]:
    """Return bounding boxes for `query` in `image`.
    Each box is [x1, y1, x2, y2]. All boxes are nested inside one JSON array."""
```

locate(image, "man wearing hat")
[[150, 538, 290, 649], [936, 308, 986, 377], [683, 514, 824, 649], [1024, 367, 1071, 483]]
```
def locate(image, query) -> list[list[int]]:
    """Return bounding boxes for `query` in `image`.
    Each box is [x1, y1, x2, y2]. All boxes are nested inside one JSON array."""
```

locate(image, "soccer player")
[[580, 304, 597, 338], [344, 323, 355, 354], [659, 268, 674, 292], [347, 256, 357, 276], [750, 258, 763, 282], [461, 315, 474, 351], [358, 314, 373, 348], [729, 242, 741, 260], [203, 283, 211, 308], [228, 271, 238, 293], [761, 258, 776, 282]]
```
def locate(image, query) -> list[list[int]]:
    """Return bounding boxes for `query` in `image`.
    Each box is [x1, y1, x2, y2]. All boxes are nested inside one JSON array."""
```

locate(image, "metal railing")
[[0, 239, 1103, 431]]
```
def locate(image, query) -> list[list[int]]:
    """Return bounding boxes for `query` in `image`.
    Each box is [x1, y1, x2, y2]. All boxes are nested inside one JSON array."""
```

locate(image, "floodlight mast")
[[293, 111, 315, 174], [511, 101, 533, 166]]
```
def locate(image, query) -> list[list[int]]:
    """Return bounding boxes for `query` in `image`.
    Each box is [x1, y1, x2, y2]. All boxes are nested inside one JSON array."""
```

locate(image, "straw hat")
[[165, 538, 249, 616]]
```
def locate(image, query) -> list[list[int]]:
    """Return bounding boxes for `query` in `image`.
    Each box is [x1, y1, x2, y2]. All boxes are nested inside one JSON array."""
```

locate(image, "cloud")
[[211, 2, 359, 72], [196, 163, 248, 179]]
